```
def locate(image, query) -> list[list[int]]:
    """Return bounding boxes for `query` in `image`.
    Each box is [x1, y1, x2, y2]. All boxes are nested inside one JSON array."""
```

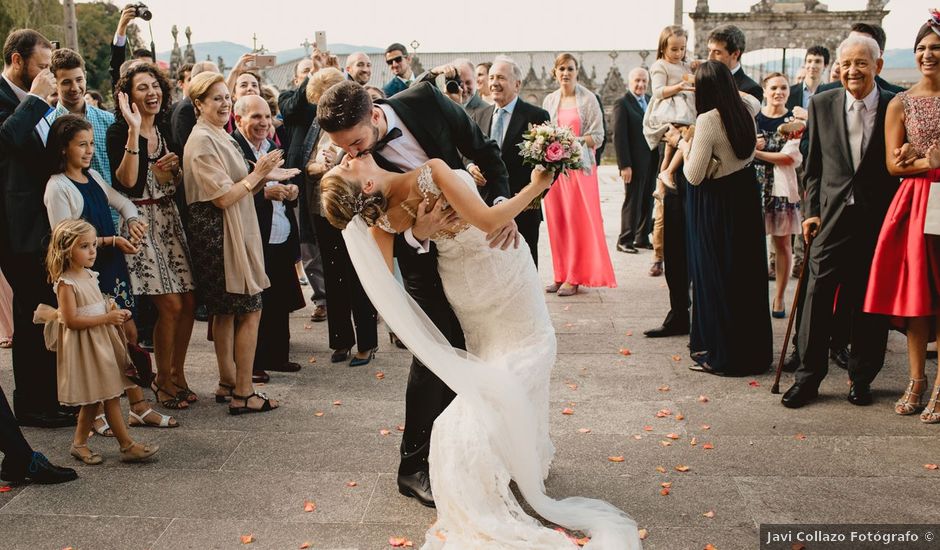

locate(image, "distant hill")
[[157, 41, 382, 68], [883, 48, 915, 69]]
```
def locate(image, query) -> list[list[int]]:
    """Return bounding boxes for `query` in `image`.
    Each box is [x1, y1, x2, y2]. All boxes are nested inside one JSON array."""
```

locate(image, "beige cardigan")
[[44, 169, 138, 227], [183, 120, 269, 296], [683, 95, 761, 185]]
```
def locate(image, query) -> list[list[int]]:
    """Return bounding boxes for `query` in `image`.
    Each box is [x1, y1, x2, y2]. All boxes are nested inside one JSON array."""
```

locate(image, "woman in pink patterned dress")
[[864, 20, 940, 423], [541, 53, 616, 296]]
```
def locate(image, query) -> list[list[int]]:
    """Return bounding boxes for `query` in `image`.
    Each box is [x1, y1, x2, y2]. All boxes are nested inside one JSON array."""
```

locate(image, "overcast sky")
[[106, 0, 929, 54]]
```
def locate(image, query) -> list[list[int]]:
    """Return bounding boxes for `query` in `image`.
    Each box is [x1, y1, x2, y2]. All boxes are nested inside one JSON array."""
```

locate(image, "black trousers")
[[795, 207, 889, 388], [394, 235, 463, 475], [0, 251, 58, 417], [312, 215, 377, 352], [0, 385, 33, 467], [254, 240, 305, 370], [618, 154, 657, 247], [661, 177, 690, 330], [516, 209, 542, 269]]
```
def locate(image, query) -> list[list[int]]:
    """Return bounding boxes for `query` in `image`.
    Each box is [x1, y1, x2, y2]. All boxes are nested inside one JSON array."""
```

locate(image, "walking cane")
[[771, 230, 815, 394]]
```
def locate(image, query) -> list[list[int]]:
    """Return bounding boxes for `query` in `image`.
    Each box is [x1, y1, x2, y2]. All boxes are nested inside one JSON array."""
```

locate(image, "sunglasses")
[[385, 56, 404, 66]]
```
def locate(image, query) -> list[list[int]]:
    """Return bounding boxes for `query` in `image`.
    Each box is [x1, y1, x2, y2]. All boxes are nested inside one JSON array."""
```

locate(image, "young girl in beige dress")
[[42, 219, 159, 465]]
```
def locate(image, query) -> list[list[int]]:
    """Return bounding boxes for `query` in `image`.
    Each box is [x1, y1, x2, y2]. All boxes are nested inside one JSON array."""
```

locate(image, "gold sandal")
[[920, 385, 940, 424], [119, 441, 159, 463], [69, 444, 103, 465], [895, 378, 926, 415]]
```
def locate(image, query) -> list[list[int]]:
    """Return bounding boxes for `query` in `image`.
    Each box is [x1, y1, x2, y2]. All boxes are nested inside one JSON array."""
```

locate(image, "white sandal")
[[92, 413, 115, 437], [128, 407, 178, 428]]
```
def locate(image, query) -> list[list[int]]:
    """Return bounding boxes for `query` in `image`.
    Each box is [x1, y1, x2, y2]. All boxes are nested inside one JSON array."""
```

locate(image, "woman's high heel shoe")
[[895, 378, 926, 415], [215, 382, 235, 404], [349, 348, 377, 367], [388, 332, 406, 350], [920, 385, 940, 424]]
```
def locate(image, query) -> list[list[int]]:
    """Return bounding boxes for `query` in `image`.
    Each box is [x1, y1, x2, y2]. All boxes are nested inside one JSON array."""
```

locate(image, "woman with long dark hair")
[[674, 60, 772, 376]]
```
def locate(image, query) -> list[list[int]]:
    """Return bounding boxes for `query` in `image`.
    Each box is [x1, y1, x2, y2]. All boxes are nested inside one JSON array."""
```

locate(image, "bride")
[[320, 154, 640, 549]]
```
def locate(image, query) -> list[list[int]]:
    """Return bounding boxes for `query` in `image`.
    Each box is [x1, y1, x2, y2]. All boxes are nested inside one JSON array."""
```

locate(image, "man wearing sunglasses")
[[382, 43, 414, 98]]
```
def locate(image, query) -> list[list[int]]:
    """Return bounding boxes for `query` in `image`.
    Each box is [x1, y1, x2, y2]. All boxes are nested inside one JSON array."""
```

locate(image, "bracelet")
[[124, 146, 139, 155], [112, 235, 116, 246], [243, 180, 253, 193]]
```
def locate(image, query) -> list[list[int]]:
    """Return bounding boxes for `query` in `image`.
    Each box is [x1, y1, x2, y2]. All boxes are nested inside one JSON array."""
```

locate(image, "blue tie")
[[492, 107, 507, 148], [637, 95, 647, 112]]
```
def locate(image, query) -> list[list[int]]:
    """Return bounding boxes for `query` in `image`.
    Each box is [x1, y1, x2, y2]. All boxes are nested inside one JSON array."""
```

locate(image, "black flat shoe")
[[16, 410, 76, 428], [616, 244, 638, 254], [0, 452, 77, 485], [267, 362, 302, 373], [397, 471, 435, 508], [781, 383, 819, 409], [251, 371, 270, 384], [331, 348, 351, 363], [848, 383, 873, 406]]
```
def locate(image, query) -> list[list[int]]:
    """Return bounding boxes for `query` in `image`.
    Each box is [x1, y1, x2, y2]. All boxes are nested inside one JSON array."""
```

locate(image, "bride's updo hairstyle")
[[320, 169, 388, 230]]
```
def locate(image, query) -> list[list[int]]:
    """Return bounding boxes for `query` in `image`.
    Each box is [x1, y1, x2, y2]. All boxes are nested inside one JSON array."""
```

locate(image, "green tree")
[[0, 0, 64, 55]]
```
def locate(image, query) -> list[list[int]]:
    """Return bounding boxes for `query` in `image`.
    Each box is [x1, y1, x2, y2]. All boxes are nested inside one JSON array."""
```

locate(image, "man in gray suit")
[[782, 35, 899, 409]]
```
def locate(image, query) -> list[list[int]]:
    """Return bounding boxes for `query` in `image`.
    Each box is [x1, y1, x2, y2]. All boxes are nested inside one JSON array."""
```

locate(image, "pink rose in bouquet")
[[544, 141, 566, 162]]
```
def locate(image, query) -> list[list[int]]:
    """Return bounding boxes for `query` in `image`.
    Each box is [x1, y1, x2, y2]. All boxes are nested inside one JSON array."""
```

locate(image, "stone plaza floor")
[[0, 166, 938, 549]]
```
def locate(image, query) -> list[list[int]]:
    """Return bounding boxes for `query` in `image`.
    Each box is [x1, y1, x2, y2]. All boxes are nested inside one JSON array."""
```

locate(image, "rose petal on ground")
[[313, 411, 324, 417], [675, 465, 690, 472], [608, 456, 625, 462], [701, 424, 711, 430], [655, 409, 671, 418], [704, 544, 718, 550], [658, 385, 670, 392], [435, 530, 447, 541], [240, 534, 254, 544], [703, 443, 714, 450], [703, 511, 715, 518], [632, 434, 643, 440], [625, 331, 633, 336], [375, 371, 385, 380], [563, 305, 571, 311], [659, 441, 672, 447], [698, 395, 709, 403], [308, 356, 316, 364], [638, 528, 649, 540], [794, 433, 807, 441], [380, 429, 391, 436], [660, 488, 670, 496], [672, 354, 682, 361], [578, 428, 592, 433], [925, 463, 939, 470], [643, 425, 654, 431], [389, 537, 414, 547], [333, 400, 342, 406], [346, 481, 358, 487], [660, 482, 672, 488], [303, 500, 316, 513], [0, 486, 10, 493], [748, 380, 760, 387], [619, 348, 632, 356], [690, 437, 698, 446], [396, 424, 405, 431], [562, 408, 575, 415], [300, 543, 311, 549], [303, 324, 312, 330], [566, 382, 579, 391], [666, 433, 680, 440], [656, 466, 667, 473], [675, 413, 685, 421]]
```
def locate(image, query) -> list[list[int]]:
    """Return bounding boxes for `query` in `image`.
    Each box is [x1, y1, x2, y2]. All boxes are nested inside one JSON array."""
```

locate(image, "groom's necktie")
[[373, 127, 403, 153]]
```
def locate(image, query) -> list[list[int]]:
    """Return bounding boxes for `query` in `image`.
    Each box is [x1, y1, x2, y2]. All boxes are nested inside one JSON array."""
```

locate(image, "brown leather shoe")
[[648, 261, 663, 277], [311, 305, 327, 322]]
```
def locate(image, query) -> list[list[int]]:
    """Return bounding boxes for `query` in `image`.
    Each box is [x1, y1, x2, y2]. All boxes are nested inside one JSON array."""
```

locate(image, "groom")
[[317, 80, 512, 507]]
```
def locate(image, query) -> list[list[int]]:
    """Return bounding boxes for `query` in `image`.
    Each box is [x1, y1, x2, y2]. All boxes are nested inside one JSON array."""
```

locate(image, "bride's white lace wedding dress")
[[343, 165, 640, 549]]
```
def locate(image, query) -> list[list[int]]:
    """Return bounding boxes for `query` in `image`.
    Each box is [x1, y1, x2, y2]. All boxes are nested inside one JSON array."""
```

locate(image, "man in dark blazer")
[[782, 35, 898, 409], [787, 46, 831, 112], [317, 80, 511, 507], [382, 43, 415, 98], [706, 25, 763, 102], [232, 96, 305, 383], [469, 57, 550, 267], [0, 30, 75, 428], [612, 67, 658, 253]]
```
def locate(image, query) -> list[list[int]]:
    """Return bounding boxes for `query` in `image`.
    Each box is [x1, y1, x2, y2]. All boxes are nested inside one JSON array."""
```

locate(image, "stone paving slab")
[[0, 166, 938, 549]]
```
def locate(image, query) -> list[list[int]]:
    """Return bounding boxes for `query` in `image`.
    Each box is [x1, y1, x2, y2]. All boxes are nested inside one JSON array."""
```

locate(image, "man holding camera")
[[110, 4, 153, 87]]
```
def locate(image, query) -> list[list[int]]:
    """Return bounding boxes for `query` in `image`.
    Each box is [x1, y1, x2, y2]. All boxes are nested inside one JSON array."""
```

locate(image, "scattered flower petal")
[[672, 354, 682, 361], [608, 456, 625, 462], [704, 544, 718, 550], [396, 424, 405, 432], [625, 331, 634, 336], [333, 400, 342, 406], [703, 511, 715, 518], [300, 543, 311, 549], [643, 425, 654, 431], [701, 424, 711, 430], [241, 534, 254, 544], [308, 356, 316, 364], [562, 408, 575, 415], [379, 429, 391, 436], [566, 382, 579, 391], [675, 413, 685, 421], [675, 465, 690, 472], [655, 409, 672, 418], [660, 487, 670, 496], [690, 437, 698, 446], [655, 466, 667, 473], [314, 411, 324, 417], [375, 371, 385, 380], [619, 348, 632, 356], [563, 305, 571, 311], [660, 482, 672, 488], [303, 324, 312, 330], [578, 428, 592, 433], [0, 486, 10, 493], [389, 537, 414, 547], [748, 380, 760, 388], [698, 395, 709, 403], [638, 528, 649, 540], [632, 434, 643, 440], [702, 443, 714, 450], [346, 481, 358, 487], [658, 385, 670, 392], [926, 464, 939, 470], [659, 441, 672, 447], [666, 433, 680, 440], [435, 530, 447, 541], [794, 433, 807, 441], [303, 500, 316, 513]]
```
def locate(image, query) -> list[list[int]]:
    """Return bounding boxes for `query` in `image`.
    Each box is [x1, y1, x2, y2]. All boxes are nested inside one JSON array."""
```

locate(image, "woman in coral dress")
[[865, 20, 940, 423], [541, 53, 616, 296]]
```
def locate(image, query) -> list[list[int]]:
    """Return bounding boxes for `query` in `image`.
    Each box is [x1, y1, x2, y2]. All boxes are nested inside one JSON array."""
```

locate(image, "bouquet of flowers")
[[518, 122, 584, 177]]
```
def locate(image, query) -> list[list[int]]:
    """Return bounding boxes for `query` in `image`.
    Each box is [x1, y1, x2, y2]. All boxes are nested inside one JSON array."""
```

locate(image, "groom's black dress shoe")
[[398, 471, 435, 508], [1, 452, 77, 485], [643, 324, 690, 338], [830, 347, 850, 370], [847, 383, 873, 406], [17, 409, 76, 428], [781, 383, 819, 409]]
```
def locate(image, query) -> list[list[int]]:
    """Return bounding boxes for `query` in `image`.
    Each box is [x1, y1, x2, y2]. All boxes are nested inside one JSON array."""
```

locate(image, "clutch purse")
[[925, 182, 940, 235]]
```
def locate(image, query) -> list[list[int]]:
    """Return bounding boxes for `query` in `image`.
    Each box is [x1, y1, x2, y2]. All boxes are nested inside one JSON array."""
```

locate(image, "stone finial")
[[695, 0, 709, 13], [600, 65, 626, 103], [866, 0, 888, 10], [638, 50, 650, 68]]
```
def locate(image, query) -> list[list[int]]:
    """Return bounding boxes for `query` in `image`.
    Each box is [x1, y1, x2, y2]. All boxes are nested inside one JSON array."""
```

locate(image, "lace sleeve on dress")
[[417, 163, 442, 198], [374, 214, 396, 234]]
